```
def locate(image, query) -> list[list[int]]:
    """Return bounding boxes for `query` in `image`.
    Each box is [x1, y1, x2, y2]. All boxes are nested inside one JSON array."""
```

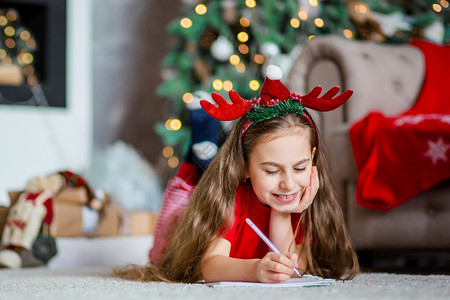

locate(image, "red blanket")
[[349, 40, 450, 211]]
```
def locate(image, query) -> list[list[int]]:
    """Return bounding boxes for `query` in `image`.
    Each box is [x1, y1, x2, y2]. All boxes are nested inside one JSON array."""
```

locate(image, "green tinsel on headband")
[[246, 98, 305, 125]]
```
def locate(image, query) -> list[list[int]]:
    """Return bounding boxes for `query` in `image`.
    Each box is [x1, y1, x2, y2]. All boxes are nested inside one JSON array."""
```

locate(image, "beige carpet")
[[0, 267, 449, 300]]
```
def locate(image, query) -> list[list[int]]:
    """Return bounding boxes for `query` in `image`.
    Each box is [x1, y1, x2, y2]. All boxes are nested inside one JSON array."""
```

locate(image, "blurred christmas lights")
[[249, 80, 260, 91], [290, 18, 300, 28], [212, 79, 223, 90], [223, 80, 233, 91], [245, 0, 256, 8], [195, 4, 207, 15], [314, 18, 324, 28], [237, 32, 249, 42], [229, 54, 240, 65], [183, 92, 194, 103], [180, 17, 192, 28]]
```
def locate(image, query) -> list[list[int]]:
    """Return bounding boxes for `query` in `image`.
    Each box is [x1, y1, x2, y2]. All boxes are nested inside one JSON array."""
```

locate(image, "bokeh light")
[[4, 26, 15, 37], [170, 119, 182, 131], [212, 79, 223, 90], [20, 30, 31, 41], [223, 80, 233, 92], [253, 54, 264, 64], [238, 44, 249, 54], [245, 0, 256, 8], [180, 18, 192, 28], [229, 54, 240, 65], [432, 4, 442, 12], [240, 17, 250, 27], [249, 80, 260, 91], [236, 63, 246, 73], [162, 146, 174, 158], [343, 29, 354, 39], [298, 10, 308, 20], [183, 92, 193, 104], [195, 4, 207, 15], [237, 32, 249, 43], [290, 18, 300, 28], [0, 16, 7, 26], [309, 0, 318, 7], [314, 18, 324, 28], [168, 156, 179, 168]]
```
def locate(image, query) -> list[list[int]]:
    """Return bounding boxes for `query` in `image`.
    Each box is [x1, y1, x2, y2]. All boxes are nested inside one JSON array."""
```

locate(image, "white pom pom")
[[211, 36, 234, 62], [266, 65, 283, 80]]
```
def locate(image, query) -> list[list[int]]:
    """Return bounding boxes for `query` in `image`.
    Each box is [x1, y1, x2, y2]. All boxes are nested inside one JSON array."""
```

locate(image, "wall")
[[0, 0, 93, 205], [92, 0, 181, 181]]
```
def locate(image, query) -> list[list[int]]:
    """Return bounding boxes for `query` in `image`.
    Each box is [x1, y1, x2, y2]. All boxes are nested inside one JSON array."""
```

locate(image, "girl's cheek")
[[299, 171, 311, 187]]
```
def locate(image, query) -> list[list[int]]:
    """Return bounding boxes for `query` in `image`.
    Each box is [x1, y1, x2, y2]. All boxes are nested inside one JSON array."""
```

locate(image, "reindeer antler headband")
[[200, 65, 353, 135]]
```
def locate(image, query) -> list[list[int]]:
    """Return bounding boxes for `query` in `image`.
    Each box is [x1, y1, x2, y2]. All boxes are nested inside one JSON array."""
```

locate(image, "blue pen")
[[245, 217, 302, 278]]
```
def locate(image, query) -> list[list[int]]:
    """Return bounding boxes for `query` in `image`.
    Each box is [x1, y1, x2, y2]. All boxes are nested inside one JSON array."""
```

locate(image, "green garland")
[[246, 98, 305, 125]]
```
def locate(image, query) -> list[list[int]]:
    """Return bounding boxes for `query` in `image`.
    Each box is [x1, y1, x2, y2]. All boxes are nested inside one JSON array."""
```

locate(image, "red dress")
[[224, 182, 302, 259]]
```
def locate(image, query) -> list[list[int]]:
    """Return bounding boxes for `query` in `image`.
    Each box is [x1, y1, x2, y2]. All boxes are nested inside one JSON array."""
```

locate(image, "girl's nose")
[[279, 172, 294, 190]]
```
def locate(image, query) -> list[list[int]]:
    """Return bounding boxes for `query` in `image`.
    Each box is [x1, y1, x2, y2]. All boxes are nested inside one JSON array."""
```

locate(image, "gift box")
[[121, 211, 159, 236], [49, 187, 88, 237], [96, 205, 121, 237], [8, 188, 89, 238]]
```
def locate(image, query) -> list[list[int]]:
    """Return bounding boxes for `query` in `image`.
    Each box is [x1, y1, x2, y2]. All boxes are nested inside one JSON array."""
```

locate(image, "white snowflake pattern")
[[394, 114, 450, 126], [423, 137, 450, 166]]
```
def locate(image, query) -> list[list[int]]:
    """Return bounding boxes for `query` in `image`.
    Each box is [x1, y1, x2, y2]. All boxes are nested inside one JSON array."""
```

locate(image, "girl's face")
[[245, 129, 315, 213]]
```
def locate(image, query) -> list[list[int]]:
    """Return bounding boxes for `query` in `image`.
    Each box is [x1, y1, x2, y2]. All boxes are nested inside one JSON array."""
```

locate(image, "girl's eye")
[[294, 167, 306, 172], [265, 170, 278, 175]]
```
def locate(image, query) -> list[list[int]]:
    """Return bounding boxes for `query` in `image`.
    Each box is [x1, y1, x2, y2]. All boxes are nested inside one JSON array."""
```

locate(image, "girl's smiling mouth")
[[273, 191, 299, 203]]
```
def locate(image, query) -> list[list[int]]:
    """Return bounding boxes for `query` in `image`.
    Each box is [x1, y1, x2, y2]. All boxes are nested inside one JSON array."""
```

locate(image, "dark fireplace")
[[0, 0, 66, 107]]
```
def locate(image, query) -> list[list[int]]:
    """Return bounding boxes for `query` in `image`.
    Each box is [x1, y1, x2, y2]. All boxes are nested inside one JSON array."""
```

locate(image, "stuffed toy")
[[0, 171, 105, 268], [0, 174, 63, 268]]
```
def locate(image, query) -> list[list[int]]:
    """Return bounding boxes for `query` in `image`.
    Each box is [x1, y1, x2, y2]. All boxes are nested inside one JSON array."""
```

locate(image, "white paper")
[[206, 276, 335, 288]]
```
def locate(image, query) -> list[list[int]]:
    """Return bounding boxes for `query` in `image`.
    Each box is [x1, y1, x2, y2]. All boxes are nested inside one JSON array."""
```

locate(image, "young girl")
[[116, 65, 360, 283]]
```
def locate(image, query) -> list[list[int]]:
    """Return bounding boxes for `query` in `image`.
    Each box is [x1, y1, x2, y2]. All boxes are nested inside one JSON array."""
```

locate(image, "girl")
[[116, 65, 360, 283]]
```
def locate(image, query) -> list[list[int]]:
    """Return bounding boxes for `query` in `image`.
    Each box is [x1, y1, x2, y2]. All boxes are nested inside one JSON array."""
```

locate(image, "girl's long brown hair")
[[115, 112, 359, 282]]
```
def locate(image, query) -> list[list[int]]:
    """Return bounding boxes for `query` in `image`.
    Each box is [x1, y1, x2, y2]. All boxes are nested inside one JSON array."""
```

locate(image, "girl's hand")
[[292, 166, 319, 214], [256, 252, 299, 283]]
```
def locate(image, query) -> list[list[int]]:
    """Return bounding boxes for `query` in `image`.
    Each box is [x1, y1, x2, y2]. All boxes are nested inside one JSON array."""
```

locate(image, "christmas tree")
[[0, 8, 44, 106], [156, 0, 449, 170], [0, 9, 37, 87]]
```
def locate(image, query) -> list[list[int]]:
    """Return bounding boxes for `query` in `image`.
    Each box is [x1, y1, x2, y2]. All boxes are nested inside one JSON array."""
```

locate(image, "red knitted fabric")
[[350, 40, 450, 211]]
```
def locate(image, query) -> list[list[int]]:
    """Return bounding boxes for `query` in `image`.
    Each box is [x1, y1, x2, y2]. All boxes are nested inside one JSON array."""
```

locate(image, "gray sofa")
[[287, 35, 450, 251]]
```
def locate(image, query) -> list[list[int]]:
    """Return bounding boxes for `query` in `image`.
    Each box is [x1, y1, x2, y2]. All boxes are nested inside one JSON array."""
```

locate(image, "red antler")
[[200, 90, 253, 121], [300, 86, 353, 111]]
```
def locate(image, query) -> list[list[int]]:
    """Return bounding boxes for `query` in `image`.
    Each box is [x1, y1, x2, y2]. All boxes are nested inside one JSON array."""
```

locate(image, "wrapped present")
[[121, 211, 159, 236], [97, 205, 121, 237], [50, 187, 88, 237]]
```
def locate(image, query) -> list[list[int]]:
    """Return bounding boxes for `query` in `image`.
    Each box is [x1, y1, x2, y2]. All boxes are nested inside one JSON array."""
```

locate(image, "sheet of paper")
[[206, 276, 335, 287]]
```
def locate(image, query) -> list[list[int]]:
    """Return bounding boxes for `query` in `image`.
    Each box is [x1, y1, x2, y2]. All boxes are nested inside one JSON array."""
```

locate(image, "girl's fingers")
[[295, 166, 319, 213], [265, 253, 294, 272], [284, 252, 299, 268], [295, 186, 312, 213], [257, 252, 305, 282]]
